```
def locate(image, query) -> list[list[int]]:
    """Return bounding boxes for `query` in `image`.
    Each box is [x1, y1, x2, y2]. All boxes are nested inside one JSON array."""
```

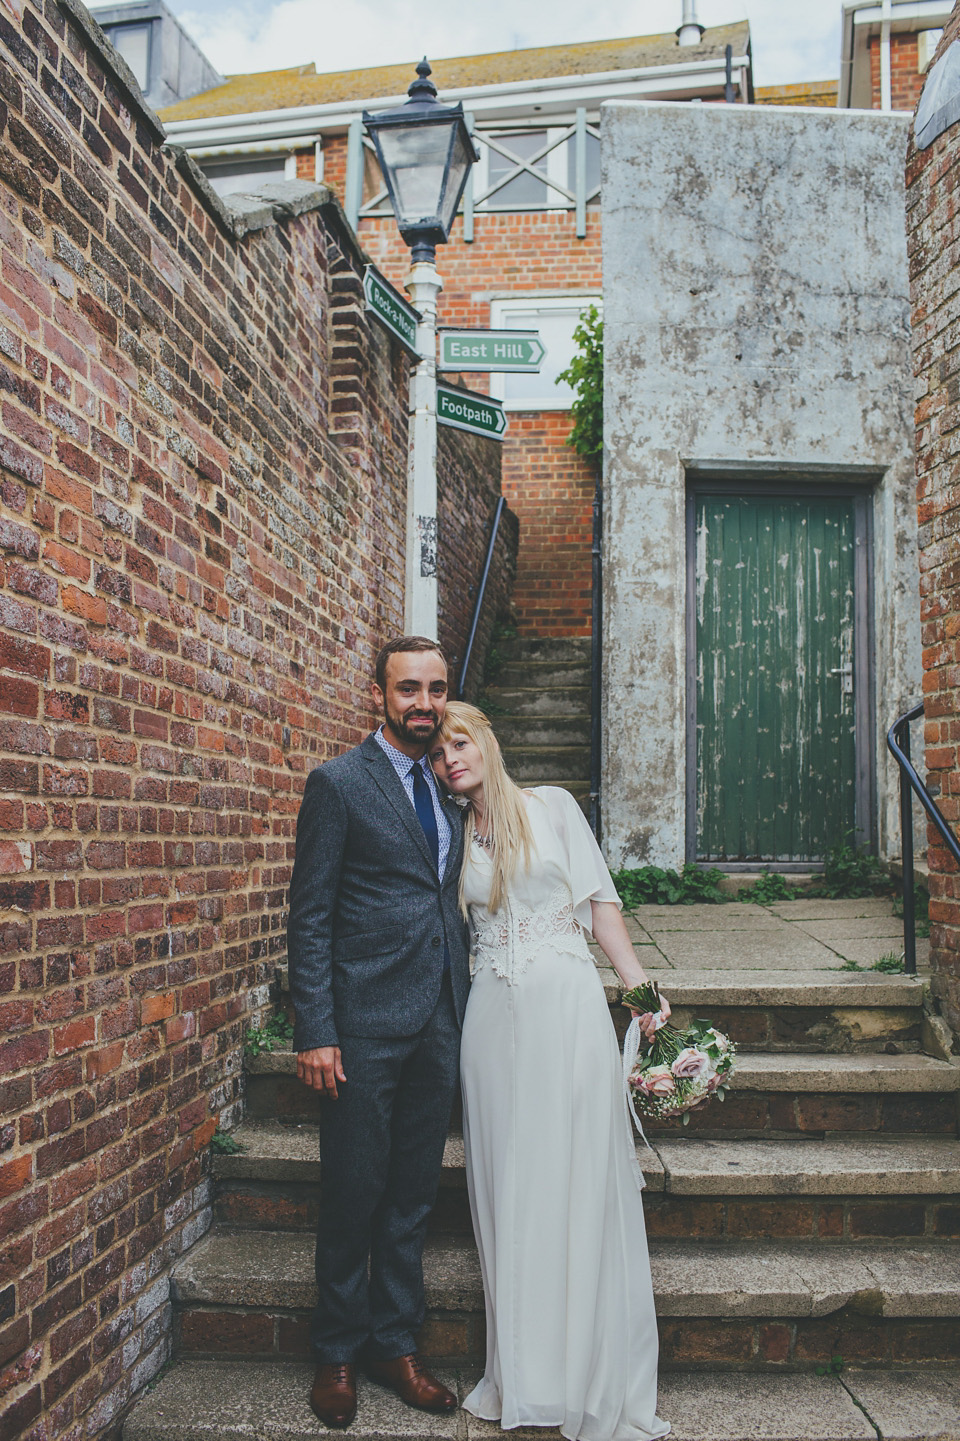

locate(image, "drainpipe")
[[677, 0, 705, 47], [880, 0, 893, 111]]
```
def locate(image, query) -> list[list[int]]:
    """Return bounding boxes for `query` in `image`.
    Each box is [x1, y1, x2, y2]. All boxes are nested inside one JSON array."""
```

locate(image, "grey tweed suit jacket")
[[286, 733, 470, 1052]]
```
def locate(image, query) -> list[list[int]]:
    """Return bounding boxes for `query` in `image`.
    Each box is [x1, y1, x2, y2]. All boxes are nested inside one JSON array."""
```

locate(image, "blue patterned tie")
[[411, 762, 449, 973], [411, 761, 440, 872]]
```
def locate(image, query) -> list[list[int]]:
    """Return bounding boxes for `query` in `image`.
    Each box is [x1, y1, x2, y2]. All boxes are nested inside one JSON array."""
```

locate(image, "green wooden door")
[[695, 495, 858, 863]]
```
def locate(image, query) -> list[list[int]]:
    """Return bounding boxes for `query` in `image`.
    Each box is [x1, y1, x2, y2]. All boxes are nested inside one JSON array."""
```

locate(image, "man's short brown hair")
[[374, 636, 448, 692]]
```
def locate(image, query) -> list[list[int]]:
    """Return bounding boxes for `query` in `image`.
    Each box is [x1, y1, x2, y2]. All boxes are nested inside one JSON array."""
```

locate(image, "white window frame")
[[489, 295, 601, 411], [474, 128, 571, 211]]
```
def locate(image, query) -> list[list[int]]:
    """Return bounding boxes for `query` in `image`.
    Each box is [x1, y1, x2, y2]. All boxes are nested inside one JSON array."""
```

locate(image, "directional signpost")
[[438, 329, 545, 373], [437, 382, 507, 441], [363, 265, 421, 356]]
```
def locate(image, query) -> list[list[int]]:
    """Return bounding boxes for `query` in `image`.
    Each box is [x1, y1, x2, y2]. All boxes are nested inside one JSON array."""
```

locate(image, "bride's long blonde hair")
[[434, 701, 535, 916]]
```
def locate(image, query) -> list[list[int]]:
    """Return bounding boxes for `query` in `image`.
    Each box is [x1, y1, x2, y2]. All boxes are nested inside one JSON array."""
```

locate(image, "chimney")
[[677, 0, 705, 45]]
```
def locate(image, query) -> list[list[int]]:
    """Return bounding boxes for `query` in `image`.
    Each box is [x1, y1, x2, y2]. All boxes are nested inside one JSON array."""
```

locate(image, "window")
[[201, 155, 290, 198], [487, 131, 550, 208], [489, 297, 600, 410], [103, 22, 151, 90]]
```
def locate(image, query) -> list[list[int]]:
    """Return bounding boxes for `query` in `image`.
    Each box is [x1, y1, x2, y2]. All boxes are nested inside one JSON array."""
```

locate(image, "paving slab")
[[173, 1228, 960, 1321], [733, 1052, 960, 1093], [213, 1121, 664, 1193], [817, 940, 907, 967], [771, 899, 897, 919], [843, 1367, 960, 1440], [123, 1359, 461, 1441], [648, 930, 843, 969], [653, 1136, 960, 1195], [629, 904, 786, 931], [634, 969, 925, 1008], [796, 918, 906, 941], [654, 1372, 875, 1441]]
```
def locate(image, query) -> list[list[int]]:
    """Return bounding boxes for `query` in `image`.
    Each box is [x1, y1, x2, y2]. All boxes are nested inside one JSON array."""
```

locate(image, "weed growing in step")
[[738, 871, 801, 905], [210, 1128, 246, 1155], [612, 864, 726, 907], [815, 1355, 845, 1378], [840, 953, 905, 974], [244, 1012, 294, 1057], [811, 841, 892, 899]]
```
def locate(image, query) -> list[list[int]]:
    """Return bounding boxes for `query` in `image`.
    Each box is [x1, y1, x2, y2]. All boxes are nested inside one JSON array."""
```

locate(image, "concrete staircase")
[[124, 936, 960, 1441], [483, 636, 591, 807]]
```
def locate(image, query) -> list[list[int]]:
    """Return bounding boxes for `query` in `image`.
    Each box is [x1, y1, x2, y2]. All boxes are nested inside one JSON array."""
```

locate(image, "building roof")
[[158, 23, 752, 121], [754, 79, 839, 107]]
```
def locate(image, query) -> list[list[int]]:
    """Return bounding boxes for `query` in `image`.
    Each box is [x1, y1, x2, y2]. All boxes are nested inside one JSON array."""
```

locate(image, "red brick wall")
[[905, 4, 960, 1037], [0, 2, 507, 1435], [869, 31, 930, 112], [313, 134, 600, 637]]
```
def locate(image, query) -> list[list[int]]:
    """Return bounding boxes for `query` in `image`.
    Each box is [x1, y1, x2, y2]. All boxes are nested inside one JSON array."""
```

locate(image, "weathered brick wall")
[[314, 133, 601, 638], [905, 3, 960, 1035], [870, 31, 930, 113], [0, 2, 511, 1436], [436, 424, 518, 698]]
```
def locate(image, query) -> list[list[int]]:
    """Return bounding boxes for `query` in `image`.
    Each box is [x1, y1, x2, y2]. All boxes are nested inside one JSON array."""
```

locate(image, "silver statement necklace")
[[472, 807, 493, 850]]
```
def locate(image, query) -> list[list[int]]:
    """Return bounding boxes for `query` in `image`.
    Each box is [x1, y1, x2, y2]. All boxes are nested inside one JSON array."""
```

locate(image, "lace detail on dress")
[[472, 883, 592, 985]]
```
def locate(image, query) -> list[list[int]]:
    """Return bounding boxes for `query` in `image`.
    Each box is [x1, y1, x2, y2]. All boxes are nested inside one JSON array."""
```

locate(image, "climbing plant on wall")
[[556, 304, 603, 467]]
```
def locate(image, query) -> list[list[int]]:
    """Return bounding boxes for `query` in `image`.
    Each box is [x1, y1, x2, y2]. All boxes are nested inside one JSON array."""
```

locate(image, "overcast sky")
[[172, 0, 843, 89]]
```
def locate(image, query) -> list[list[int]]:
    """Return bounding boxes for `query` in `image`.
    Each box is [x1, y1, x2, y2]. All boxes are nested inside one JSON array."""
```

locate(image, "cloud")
[[173, 0, 843, 88]]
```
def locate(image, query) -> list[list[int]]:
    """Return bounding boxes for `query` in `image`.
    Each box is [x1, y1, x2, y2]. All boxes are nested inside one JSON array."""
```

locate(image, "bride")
[[429, 702, 671, 1441]]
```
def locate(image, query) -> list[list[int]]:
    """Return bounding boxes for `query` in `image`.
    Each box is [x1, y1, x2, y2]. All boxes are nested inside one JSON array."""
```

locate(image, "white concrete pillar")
[[404, 259, 443, 638]]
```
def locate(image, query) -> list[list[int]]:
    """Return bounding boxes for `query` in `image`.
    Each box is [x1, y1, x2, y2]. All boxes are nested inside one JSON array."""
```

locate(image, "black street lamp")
[[362, 60, 478, 262]]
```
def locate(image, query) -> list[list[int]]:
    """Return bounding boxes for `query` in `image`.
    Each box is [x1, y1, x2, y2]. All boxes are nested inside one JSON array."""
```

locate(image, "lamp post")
[[363, 62, 478, 637]]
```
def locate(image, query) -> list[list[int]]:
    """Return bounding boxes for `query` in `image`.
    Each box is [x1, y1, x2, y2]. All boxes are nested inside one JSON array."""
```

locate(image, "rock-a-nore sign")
[[436, 382, 507, 440], [363, 265, 420, 355], [438, 329, 545, 372]]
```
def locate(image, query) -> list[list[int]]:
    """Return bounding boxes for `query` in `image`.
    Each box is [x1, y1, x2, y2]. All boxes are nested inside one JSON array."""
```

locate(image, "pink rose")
[[638, 1064, 676, 1097], [671, 1047, 711, 1081]]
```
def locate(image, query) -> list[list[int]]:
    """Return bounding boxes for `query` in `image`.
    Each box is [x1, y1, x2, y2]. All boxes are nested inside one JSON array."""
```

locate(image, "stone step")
[[212, 1123, 960, 1241], [170, 1226, 960, 1368], [483, 684, 591, 716], [500, 743, 591, 782], [498, 636, 592, 664], [127, 1358, 960, 1441], [490, 714, 591, 747], [494, 660, 590, 688]]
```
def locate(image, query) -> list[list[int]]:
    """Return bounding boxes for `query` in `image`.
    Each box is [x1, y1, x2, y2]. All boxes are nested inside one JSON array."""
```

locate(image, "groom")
[[286, 635, 470, 1428]]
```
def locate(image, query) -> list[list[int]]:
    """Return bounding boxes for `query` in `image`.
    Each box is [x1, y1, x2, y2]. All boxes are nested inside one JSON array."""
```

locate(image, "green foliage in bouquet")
[[612, 864, 726, 908], [621, 981, 737, 1126]]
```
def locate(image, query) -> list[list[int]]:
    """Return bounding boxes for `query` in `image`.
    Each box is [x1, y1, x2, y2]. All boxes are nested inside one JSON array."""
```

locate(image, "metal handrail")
[[458, 497, 506, 700], [886, 701, 960, 974]]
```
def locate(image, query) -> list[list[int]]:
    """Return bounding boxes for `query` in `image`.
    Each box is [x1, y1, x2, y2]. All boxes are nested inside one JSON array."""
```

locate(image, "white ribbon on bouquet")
[[621, 1009, 668, 1145]]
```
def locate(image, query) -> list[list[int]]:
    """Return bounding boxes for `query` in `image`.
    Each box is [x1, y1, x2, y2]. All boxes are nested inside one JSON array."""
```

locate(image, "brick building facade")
[[906, 3, 960, 1037], [0, 1, 512, 1434], [161, 23, 755, 638]]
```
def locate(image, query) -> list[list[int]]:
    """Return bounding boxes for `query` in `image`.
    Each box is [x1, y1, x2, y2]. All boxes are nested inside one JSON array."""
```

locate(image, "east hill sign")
[[438, 329, 545, 373]]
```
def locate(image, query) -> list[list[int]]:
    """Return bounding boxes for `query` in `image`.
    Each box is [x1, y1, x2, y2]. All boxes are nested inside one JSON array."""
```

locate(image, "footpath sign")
[[438, 329, 545, 373], [437, 382, 507, 440], [363, 265, 420, 356]]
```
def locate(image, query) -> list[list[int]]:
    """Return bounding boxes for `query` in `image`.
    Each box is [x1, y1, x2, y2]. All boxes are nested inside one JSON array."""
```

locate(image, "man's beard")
[[384, 702, 441, 747]]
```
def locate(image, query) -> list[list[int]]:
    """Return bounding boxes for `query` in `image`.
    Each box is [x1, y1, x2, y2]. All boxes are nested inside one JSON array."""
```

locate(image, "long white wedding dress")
[[460, 786, 670, 1441]]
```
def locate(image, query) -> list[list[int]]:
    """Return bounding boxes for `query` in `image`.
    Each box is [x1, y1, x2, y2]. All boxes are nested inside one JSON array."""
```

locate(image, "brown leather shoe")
[[364, 1353, 456, 1413], [310, 1362, 357, 1428]]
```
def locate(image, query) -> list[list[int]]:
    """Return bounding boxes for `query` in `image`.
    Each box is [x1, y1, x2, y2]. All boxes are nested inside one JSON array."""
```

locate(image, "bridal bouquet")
[[621, 981, 737, 1129]]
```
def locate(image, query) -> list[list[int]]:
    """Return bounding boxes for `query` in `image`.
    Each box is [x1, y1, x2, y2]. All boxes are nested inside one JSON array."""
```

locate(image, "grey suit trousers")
[[311, 973, 461, 1362]]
